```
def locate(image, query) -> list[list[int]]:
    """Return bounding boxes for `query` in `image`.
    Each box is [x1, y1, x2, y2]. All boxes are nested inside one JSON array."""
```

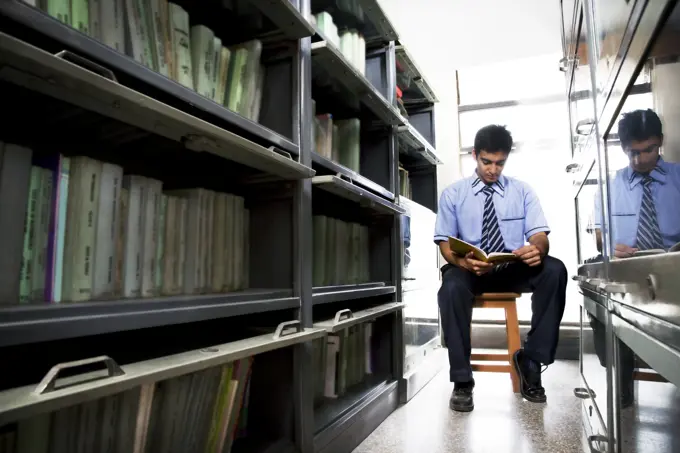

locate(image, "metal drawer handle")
[[336, 172, 355, 185], [575, 118, 595, 136], [565, 163, 580, 173], [54, 50, 117, 82], [559, 56, 569, 72], [598, 281, 636, 294], [646, 274, 659, 300], [573, 387, 597, 399], [273, 320, 302, 339], [333, 309, 354, 324], [34, 356, 124, 395], [588, 434, 608, 453]]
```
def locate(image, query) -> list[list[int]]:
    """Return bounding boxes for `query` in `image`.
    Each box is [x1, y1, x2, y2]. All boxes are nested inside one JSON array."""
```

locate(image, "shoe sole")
[[449, 401, 474, 412], [512, 350, 547, 404]]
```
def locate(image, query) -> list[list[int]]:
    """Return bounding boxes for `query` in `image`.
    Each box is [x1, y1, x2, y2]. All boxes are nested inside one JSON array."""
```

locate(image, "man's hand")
[[614, 244, 638, 258], [513, 244, 542, 267], [458, 252, 495, 276]]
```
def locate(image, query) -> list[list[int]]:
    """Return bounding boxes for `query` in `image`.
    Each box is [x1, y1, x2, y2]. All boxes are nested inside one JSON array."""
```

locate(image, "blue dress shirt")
[[434, 174, 551, 251], [592, 158, 680, 249]]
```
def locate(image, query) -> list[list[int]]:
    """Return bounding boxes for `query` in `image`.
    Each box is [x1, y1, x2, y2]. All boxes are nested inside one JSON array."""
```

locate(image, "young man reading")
[[434, 125, 567, 412]]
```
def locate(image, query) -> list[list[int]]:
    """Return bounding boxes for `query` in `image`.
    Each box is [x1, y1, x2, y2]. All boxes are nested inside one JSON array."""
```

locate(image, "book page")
[[448, 236, 488, 261], [486, 252, 520, 263]]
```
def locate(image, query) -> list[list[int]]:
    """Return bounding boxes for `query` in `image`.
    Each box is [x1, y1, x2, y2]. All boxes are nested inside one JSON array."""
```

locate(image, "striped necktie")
[[480, 185, 505, 254], [635, 175, 664, 250]]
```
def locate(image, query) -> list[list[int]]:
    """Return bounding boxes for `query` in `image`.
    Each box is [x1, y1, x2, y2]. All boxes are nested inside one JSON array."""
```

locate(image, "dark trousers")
[[438, 256, 568, 383]]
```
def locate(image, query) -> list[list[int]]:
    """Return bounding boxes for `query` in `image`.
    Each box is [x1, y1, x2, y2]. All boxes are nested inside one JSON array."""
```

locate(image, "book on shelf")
[[100, 0, 126, 53], [398, 166, 411, 199], [317, 321, 374, 400], [70, 0, 89, 35], [311, 107, 361, 173], [168, 2, 193, 88], [313, 215, 369, 287], [448, 236, 518, 263]]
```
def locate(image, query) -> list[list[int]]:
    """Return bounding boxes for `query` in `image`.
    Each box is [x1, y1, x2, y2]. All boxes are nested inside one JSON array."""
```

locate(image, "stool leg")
[[505, 303, 521, 393]]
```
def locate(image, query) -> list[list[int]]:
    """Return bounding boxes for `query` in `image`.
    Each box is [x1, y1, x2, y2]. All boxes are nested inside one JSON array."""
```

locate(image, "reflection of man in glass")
[[590, 109, 680, 408], [594, 109, 680, 256]]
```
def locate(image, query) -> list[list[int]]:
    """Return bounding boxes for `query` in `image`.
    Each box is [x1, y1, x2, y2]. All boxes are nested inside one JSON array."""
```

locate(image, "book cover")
[[448, 236, 517, 263]]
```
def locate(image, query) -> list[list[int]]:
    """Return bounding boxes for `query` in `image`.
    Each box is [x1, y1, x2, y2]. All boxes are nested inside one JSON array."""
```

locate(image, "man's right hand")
[[458, 251, 494, 276], [614, 244, 638, 258]]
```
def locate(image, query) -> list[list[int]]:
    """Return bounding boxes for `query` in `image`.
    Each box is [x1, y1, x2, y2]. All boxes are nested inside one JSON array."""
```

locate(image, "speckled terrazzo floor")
[[353, 359, 587, 453]]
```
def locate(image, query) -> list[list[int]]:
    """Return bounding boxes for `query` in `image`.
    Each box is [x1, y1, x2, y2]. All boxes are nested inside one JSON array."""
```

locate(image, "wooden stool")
[[470, 293, 521, 393]]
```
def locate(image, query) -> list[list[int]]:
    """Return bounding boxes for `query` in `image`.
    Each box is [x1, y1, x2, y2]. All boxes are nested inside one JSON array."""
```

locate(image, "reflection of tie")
[[480, 186, 505, 253], [636, 176, 664, 250]]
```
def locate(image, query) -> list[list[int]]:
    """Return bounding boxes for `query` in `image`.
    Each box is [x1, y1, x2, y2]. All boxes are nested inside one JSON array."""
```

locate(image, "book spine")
[[204, 190, 215, 292], [232, 196, 244, 291], [136, 0, 156, 69], [20, 167, 42, 303], [161, 196, 176, 295], [175, 197, 187, 294], [141, 179, 162, 297], [169, 3, 193, 88], [52, 157, 70, 303], [211, 193, 226, 292], [70, 0, 90, 35], [222, 194, 235, 292], [210, 37, 222, 101], [149, 0, 170, 77], [115, 187, 129, 298], [155, 194, 167, 291], [100, 0, 126, 53], [31, 168, 53, 302], [122, 176, 144, 298], [93, 163, 123, 299], [47, 0, 70, 25], [190, 25, 216, 98], [124, 0, 146, 65], [89, 0, 102, 40]]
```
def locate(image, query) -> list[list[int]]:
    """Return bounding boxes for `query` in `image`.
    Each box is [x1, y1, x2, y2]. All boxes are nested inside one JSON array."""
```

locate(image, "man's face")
[[626, 136, 662, 173], [473, 149, 508, 184]]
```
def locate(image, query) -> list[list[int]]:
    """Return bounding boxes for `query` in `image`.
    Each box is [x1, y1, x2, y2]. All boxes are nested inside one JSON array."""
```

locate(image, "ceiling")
[[381, 0, 563, 70]]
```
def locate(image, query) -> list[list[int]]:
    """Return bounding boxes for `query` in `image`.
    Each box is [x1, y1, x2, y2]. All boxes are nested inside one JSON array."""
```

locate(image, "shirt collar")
[[471, 173, 506, 197], [627, 157, 668, 189]]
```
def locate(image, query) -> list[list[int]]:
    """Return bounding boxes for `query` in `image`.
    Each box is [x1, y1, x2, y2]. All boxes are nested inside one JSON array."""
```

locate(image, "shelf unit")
[[0, 0, 438, 451]]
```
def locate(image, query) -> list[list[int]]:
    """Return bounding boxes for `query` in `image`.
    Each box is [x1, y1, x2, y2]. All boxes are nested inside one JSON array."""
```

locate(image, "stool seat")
[[471, 292, 522, 393]]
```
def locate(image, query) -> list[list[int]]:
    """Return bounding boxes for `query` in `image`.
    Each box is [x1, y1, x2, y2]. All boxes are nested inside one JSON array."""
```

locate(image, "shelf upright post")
[[386, 39, 406, 398], [292, 0, 315, 450]]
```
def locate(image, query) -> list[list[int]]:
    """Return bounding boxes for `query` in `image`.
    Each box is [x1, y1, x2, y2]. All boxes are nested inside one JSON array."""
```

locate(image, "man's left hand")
[[513, 245, 542, 267]]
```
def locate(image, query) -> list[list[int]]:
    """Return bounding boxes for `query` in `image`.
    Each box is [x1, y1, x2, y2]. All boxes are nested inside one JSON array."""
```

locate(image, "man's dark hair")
[[474, 125, 513, 154], [618, 109, 663, 148]]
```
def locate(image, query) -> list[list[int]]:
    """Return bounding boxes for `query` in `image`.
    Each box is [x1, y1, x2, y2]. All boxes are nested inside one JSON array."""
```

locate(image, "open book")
[[448, 237, 518, 263]]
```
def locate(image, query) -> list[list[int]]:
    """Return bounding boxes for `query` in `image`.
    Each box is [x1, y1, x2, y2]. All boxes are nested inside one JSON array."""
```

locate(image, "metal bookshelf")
[[0, 0, 439, 451]]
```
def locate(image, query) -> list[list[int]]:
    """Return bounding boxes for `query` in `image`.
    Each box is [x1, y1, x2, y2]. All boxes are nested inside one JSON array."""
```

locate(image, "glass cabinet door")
[[575, 151, 611, 449], [568, 4, 598, 159], [599, 2, 680, 452], [560, 0, 579, 74], [590, 0, 638, 102], [601, 7, 680, 263], [399, 199, 440, 376]]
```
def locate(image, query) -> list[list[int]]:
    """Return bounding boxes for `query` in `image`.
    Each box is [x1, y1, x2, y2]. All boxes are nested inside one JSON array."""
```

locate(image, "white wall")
[[380, 0, 564, 192]]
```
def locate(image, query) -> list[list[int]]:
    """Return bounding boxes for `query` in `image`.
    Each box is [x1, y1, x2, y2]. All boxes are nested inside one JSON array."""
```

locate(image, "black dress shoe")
[[450, 380, 475, 412], [513, 349, 547, 403]]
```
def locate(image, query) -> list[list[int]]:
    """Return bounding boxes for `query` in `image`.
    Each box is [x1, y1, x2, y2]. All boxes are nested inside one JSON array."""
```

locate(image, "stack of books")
[[29, 0, 265, 121], [0, 142, 249, 305], [312, 215, 370, 287]]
